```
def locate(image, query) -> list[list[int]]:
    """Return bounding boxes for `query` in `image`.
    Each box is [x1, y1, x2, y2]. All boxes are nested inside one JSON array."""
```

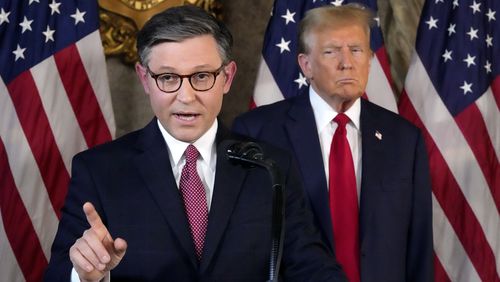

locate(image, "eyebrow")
[[154, 64, 218, 73]]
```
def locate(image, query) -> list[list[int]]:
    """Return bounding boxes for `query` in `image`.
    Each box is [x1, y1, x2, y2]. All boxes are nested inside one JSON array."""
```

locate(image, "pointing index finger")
[[83, 202, 109, 239]]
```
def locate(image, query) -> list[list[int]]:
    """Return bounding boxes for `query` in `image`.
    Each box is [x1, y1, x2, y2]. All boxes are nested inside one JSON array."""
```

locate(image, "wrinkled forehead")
[[305, 21, 370, 47]]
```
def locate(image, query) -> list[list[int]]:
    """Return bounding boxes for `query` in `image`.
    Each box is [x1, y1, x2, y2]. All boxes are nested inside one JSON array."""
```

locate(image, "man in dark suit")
[[233, 4, 433, 282], [44, 5, 347, 282]]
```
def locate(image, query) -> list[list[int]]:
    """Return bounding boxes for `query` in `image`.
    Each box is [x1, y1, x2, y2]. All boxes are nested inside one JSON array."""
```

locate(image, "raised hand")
[[69, 202, 128, 282]]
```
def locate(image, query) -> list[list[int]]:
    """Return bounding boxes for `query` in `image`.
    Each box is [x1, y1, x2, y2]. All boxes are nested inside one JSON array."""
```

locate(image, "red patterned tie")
[[179, 144, 208, 260], [329, 113, 360, 282]]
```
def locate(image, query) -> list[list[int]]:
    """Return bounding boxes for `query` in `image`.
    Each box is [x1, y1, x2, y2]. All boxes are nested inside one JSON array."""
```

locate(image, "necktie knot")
[[334, 113, 350, 128], [333, 113, 350, 136], [185, 144, 200, 164]]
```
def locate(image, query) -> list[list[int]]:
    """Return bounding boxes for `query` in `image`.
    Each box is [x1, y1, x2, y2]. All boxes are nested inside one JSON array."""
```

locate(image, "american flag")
[[252, 0, 398, 113], [0, 0, 115, 281], [399, 0, 499, 281]]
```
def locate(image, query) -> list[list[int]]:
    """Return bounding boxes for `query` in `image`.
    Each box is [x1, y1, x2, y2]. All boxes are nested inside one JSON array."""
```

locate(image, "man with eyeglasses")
[[44, 5, 347, 282]]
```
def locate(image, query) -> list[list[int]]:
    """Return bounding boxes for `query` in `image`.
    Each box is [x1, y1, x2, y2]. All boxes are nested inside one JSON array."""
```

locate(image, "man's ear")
[[222, 61, 237, 94], [135, 62, 151, 95], [297, 53, 312, 79]]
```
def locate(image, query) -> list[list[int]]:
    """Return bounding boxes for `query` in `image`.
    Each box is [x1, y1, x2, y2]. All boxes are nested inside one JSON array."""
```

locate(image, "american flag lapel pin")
[[375, 130, 382, 140]]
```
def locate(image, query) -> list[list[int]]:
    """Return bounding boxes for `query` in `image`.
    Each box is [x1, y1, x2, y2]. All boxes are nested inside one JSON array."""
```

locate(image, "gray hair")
[[137, 5, 233, 66], [298, 3, 375, 54]]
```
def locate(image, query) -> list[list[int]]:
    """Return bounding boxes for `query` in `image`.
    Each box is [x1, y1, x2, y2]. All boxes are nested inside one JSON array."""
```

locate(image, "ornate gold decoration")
[[98, 0, 223, 64]]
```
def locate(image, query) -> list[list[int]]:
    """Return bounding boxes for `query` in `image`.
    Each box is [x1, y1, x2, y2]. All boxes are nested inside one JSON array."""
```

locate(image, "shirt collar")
[[309, 87, 361, 131], [157, 119, 218, 167]]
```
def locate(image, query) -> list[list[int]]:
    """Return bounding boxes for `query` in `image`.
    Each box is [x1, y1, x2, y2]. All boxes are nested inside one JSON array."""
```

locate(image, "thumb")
[[113, 238, 127, 260], [104, 237, 127, 270]]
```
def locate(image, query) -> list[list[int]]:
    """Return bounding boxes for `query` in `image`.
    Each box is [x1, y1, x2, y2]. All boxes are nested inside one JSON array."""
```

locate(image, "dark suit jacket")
[[44, 118, 347, 282], [232, 94, 434, 282]]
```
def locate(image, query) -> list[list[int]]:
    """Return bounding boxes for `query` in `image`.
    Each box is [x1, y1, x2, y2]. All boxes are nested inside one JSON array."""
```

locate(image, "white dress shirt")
[[309, 88, 362, 200]]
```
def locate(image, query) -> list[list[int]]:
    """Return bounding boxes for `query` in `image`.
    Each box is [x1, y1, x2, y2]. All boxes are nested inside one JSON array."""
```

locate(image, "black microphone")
[[226, 141, 264, 167], [226, 141, 285, 282]]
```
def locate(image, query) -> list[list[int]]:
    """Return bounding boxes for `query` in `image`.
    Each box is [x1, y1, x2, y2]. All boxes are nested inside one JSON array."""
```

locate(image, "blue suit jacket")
[[44, 119, 347, 282], [232, 94, 434, 282]]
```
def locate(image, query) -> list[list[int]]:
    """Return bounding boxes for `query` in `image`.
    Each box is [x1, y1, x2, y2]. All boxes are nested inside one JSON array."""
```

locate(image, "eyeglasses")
[[147, 64, 225, 93]]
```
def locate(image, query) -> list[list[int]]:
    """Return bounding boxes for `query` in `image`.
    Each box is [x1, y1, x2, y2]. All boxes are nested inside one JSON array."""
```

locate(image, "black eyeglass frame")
[[146, 64, 226, 93]]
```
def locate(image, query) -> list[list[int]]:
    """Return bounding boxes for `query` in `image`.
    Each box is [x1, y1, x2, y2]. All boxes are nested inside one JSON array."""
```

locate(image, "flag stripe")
[[404, 54, 500, 269], [374, 47, 393, 87], [253, 58, 286, 106], [0, 139, 48, 282], [399, 91, 499, 281], [490, 76, 500, 108], [0, 213, 25, 282], [476, 88, 500, 160], [426, 124, 498, 282], [55, 44, 112, 147], [7, 72, 70, 218], [365, 52, 398, 113], [454, 103, 500, 211], [31, 56, 88, 172], [434, 254, 452, 282], [76, 31, 116, 137], [432, 194, 480, 282], [0, 79, 59, 261]]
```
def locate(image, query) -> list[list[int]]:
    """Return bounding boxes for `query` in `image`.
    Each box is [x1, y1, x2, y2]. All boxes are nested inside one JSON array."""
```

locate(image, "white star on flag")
[[486, 9, 496, 22], [43, 25, 55, 42], [459, 81, 473, 94], [71, 8, 86, 25], [281, 9, 296, 25], [294, 72, 308, 89], [276, 37, 291, 53], [469, 1, 481, 14], [0, 8, 10, 25], [426, 16, 438, 29], [466, 27, 478, 41], [49, 0, 62, 15], [331, 0, 344, 7], [442, 49, 453, 62], [447, 23, 456, 36], [484, 60, 492, 73], [463, 53, 476, 67], [485, 35, 493, 47], [12, 44, 26, 61], [19, 16, 33, 33]]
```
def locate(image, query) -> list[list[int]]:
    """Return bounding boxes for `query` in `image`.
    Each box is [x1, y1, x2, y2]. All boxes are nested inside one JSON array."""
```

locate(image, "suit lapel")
[[134, 119, 198, 268], [359, 99, 385, 248], [200, 129, 247, 272], [285, 94, 334, 249]]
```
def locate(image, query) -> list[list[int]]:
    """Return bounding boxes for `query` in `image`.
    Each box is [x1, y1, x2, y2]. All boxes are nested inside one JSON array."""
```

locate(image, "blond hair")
[[298, 3, 375, 54]]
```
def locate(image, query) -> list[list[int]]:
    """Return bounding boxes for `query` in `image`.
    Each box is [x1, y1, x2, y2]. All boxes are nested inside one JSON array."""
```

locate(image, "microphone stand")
[[226, 142, 285, 282]]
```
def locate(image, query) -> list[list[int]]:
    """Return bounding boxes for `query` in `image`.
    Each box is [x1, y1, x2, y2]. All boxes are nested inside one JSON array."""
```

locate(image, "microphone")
[[226, 141, 285, 282], [226, 141, 264, 167]]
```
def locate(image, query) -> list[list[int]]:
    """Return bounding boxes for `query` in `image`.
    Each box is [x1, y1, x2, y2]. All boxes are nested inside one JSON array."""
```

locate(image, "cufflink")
[[375, 130, 382, 140]]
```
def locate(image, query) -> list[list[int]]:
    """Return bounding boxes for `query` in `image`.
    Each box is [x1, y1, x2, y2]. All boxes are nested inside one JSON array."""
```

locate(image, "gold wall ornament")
[[98, 0, 223, 64]]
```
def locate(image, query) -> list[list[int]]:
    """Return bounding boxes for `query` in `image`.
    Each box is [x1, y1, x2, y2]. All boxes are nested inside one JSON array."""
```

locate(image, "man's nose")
[[176, 78, 196, 103], [339, 49, 353, 70]]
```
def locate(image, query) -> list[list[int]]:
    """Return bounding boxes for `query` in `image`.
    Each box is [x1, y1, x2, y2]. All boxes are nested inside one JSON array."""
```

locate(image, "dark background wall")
[[106, 0, 424, 137]]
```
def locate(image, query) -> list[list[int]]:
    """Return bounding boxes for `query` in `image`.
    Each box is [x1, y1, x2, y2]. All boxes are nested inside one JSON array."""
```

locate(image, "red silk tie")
[[329, 113, 360, 282], [179, 144, 208, 260]]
